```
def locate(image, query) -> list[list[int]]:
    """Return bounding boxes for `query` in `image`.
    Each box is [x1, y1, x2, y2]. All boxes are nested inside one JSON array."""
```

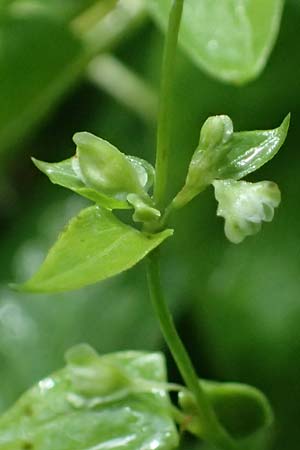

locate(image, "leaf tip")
[[10, 281, 32, 293], [31, 156, 44, 170], [282, 112, 291, 132], [10, 279, 47, 294]]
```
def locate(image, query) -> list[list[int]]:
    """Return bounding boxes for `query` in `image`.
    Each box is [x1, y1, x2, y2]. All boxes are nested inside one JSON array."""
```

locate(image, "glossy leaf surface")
[[17, 206, 173, 292], [179, 379, 273, 439], [0, 345, 179, 450], [147, 0, 285, 84], [32, 157, 130, 210], [217, 114, 290, 180], [33, 135, 155, 210]]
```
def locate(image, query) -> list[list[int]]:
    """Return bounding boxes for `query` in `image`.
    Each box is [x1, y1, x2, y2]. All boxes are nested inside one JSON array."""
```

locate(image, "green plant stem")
[[146, 250, 237, 450], [149, 2, 236, 448], [154, 0, 184, 210]]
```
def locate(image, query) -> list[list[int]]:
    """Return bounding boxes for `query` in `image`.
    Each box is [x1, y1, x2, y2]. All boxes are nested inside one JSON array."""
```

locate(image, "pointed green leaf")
[[179, 379, 273, 440], [0, 345, 179, 450], [33, 135, 155, 210], [32, 157, 130, 209], [213, 179, 281, 244], [147, 0, 285, 84], [173, 115, 289, 208], [218, 114, 290, 180], [16, 206, 173, 292]]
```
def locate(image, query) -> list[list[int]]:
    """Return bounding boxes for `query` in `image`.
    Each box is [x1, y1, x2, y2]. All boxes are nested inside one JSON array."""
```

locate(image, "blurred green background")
[[0, 1, 299, 449]]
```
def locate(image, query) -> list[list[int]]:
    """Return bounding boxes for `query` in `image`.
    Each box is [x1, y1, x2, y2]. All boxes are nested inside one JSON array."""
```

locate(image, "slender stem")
[[154, 0, 184, 210], [149, 2, 236, 449], [146, 250, 237, 450]]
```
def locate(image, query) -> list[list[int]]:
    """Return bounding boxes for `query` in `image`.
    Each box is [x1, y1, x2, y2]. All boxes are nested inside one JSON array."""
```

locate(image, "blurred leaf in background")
[[0, 9, 84, 164], [146, 0, 285, 84]]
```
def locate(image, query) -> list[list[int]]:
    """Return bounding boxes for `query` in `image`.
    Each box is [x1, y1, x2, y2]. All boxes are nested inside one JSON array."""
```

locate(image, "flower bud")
[[127, 194, 161, 224], [66, 344, 130, 398], [173, 116, 233, 208], [73, 132, 144, 200], [199, 115, 233, 149]]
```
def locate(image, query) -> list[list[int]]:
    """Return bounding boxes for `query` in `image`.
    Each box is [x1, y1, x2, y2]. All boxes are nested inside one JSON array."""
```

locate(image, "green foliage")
[[32, 157, 129, 210], [0, 0, 296, 449], [147, 0, 285, 84], [33, 132, 155, 211], [0, 345, 179, 450], [173, 115, 288, 237], [16, 205, 172, 293]]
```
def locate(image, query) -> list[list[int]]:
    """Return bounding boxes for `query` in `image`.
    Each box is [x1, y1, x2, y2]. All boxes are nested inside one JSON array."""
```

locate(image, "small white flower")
[[213, 179, 281, 244]]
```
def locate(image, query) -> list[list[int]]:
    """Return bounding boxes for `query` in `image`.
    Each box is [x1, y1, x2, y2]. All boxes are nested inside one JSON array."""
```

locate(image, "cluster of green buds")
[[32, 113, 289, 246], [33, 132, 161, 229], [172, 114, 289, 243]]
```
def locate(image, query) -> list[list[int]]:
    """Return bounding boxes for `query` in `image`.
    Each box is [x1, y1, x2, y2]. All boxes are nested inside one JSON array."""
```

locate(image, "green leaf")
[[0, 12, 85, 162], [32, 157, 130, 210], [147, 0, 285, 84], [213, 179, 281, 244], [32, 134, 155, 211], [0, 345, 179, 450], [173, 115, 289, 208], [16, 205, 173, 292], [217, 114, 290, 180], [179, 379, 273, 440]]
